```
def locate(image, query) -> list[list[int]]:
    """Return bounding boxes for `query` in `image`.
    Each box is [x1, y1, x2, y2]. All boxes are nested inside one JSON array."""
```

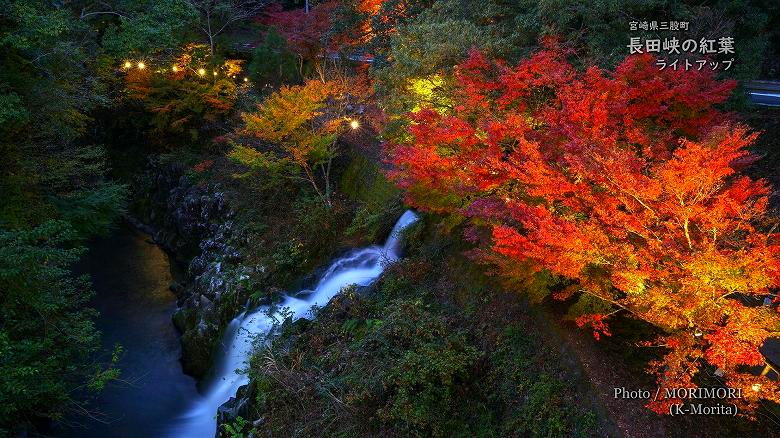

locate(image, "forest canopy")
[[1, 0, 779, 435]]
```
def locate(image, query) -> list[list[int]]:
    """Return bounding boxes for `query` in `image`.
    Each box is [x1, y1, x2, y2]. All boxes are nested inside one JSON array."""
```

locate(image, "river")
[[57, 211, 419, 437], [58, 226, 199, 437]]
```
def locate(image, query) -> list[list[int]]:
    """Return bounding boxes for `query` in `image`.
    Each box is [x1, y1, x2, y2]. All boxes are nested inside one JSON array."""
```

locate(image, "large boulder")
[[216, 383, 256, 436]]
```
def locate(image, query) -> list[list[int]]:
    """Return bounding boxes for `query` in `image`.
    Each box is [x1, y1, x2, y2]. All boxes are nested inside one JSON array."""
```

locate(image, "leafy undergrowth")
[[236, 221, 608, 437]]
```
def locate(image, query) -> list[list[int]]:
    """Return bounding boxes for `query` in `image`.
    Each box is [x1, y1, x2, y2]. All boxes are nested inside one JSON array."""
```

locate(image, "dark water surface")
[[59, 226, 198, 437]]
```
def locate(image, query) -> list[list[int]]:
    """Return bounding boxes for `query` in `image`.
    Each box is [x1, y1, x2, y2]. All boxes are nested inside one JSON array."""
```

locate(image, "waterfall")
[[166, 210, 418, 437]]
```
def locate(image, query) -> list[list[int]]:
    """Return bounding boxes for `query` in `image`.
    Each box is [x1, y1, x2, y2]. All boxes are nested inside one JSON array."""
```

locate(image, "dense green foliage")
[[97, 0, 197, 57], [247, 29, 303, 86], [241, 228, 600, 436], [0, 222, 114, 432], [0, 0, 193, 431], [0, 1, 127, 230]]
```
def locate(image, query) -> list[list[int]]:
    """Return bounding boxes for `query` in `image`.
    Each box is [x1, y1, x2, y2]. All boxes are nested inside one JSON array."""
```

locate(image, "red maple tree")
[[388, 43, 780, 414], [259, 2, 338, 79]]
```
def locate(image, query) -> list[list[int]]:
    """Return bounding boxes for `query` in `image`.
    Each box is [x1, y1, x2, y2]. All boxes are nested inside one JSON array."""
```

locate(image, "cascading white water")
[[166, 210, 419, 437]]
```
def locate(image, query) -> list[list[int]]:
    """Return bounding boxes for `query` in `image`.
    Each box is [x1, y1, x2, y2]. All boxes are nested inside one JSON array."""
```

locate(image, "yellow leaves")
[[229, 145, 294, 178], [203, 80, 237, 113], [613, 270, 647, 296], [406, 75, 451, 112], [408, 75, 442, 98], [174, 43, 210, 71], [222, 59, 244, 78], [524, 115, 544, 130], [323, 117, 349, 134], [625, 283, 689, 330], [242, 80, 336, 143], [297, 133, 338, 163], [229, 144, 263, 166], [684, 249, 774, 298], [237, 77, 364, 183]]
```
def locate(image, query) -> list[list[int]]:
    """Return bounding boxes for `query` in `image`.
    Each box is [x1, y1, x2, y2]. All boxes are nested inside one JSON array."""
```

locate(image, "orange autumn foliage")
[[357, 0, 384, 14], [233, 76, 369, 207], [123, 49, 241, 143], [388, 44, 780, 414]]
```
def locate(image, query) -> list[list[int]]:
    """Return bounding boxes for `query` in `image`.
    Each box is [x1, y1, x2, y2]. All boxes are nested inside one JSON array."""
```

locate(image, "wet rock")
[[216, 395, 250, 426], [179, 328, 213, 377], [130, 158, 252, 379], [216, 383, 256, 435], [172, 307, 193, 332]]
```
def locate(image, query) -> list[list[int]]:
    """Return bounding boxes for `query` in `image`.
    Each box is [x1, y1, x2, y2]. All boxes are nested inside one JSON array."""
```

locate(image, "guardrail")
[[744, 80, 780, 107]]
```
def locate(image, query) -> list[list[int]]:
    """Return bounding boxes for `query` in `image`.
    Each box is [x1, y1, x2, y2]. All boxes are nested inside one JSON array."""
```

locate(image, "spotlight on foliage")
[[231, 77, 370, 207], [387, 44, 780, 416]]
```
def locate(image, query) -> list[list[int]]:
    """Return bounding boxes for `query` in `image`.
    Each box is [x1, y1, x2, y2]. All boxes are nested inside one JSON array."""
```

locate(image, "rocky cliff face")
[[128, 157, 366, 435], [130, 159, 266, 378]]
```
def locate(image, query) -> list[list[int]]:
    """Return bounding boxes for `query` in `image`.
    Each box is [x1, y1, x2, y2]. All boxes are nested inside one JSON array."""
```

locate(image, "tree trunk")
[[206, 8, 215, 56], [322, 157, 333, 207]]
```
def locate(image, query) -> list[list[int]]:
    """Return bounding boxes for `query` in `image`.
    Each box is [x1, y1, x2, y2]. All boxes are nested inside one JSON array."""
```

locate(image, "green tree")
[[0, 222, 111, 433], [93, 0, 198, 58], [0, 2, 129, 432], [248, 29, 302, 86], [0, 0, 129, 231]]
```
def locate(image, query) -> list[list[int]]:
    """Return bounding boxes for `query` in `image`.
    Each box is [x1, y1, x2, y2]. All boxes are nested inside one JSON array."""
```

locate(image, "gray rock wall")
[[130, 159, 264, 378]]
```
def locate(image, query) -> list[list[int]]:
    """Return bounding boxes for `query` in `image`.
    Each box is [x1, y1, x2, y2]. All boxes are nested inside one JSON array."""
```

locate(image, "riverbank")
[[112, 150, 404, 433], [58, 226, 198, 437]]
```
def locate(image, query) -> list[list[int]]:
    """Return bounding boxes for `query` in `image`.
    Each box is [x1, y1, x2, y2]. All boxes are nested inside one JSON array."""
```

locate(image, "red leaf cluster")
[[259, 2, 338, 60], [387, 43, 780, 413], [193, 159, 214, 173], [575, 314, 612, 341]]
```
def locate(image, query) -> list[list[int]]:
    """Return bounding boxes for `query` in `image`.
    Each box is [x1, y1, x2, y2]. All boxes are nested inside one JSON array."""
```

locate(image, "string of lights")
[[120, 60, 249, 83], [117, 61, 361, 129]]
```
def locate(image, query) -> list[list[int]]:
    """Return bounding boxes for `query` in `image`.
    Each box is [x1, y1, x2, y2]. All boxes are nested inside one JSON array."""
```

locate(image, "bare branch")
[[80, 5, 131, 20]]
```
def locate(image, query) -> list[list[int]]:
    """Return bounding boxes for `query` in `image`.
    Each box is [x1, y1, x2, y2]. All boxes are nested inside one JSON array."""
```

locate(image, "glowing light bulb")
[[349, 120, 360, 130], [137, 62, 146, 70], [213, 71, 217, 76], [197, 68, 206, 76], [123, 61, 132, 69], [243, 77, 249, 82], [172, 65, 179, 73], [751, 383, 762, 392]]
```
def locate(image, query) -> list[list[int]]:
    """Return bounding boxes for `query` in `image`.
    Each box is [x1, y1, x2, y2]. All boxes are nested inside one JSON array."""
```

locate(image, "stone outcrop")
[[130, 158, 268, 378]]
